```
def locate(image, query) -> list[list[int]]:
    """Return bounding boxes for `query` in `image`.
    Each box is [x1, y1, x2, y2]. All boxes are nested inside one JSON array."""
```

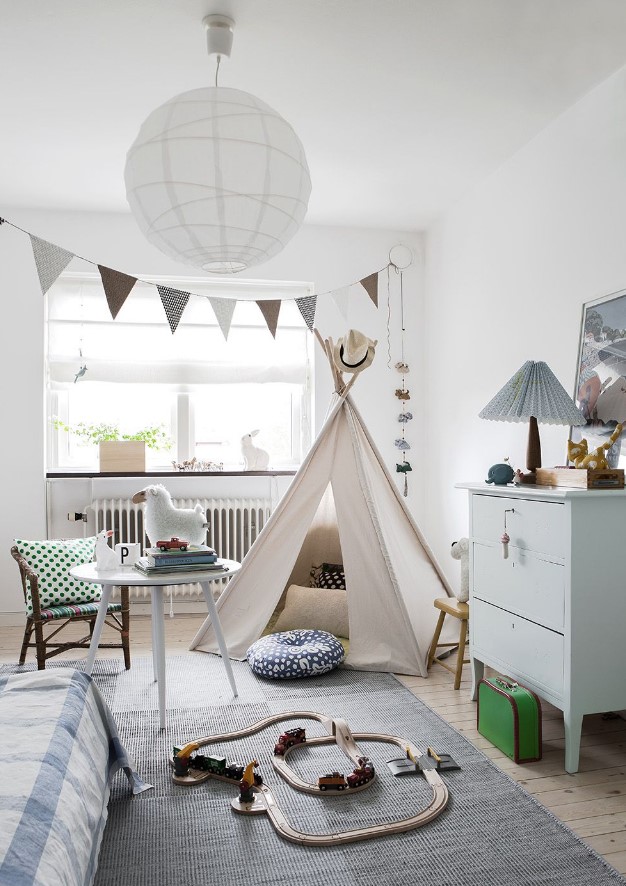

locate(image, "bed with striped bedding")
[[0, 668, 149, 886]]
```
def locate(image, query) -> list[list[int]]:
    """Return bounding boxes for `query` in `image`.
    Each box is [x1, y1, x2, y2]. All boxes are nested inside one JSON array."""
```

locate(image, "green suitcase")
[[477, 677, 542, 763]]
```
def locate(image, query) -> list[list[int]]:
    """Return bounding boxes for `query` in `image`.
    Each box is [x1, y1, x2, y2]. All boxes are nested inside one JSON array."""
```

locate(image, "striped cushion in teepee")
[[15, 537, 100, 616]]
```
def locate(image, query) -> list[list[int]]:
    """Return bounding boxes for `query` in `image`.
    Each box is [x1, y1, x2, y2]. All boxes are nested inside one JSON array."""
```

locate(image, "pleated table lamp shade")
[[479, 360, 586, 472]]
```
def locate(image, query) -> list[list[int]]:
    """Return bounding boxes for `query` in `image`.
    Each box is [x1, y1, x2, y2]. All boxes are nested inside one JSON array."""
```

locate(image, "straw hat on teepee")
[[332, 329, 377, 375]]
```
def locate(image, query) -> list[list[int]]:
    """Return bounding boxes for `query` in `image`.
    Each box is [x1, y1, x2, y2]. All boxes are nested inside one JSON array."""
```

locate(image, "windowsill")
[[46, 469, 297, 478]]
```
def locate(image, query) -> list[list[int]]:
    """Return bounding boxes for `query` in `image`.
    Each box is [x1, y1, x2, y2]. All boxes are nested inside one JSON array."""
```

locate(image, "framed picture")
[[573, 288, 626, 466]]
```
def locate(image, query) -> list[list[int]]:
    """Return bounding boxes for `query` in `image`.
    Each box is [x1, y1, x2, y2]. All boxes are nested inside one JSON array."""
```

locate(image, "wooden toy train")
[[175, 725, 375, 793], [171, 710, 453, 846], [318, 757, 375, 790], [273, 726, 375, 790], [274, 727, 306, 755], [173, 746, 263, 787]]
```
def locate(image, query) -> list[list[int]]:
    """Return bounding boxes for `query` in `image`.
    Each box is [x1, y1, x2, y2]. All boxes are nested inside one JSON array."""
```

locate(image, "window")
[[46, 273, 314, 471]]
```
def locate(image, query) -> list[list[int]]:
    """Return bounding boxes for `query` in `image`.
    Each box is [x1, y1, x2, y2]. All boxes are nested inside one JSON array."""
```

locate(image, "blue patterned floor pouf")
[[246, 630, 345, 679]]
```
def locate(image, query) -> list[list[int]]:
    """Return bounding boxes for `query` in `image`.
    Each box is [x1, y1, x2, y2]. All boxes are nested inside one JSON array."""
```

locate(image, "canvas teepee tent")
[[191, 331, 453, 677]]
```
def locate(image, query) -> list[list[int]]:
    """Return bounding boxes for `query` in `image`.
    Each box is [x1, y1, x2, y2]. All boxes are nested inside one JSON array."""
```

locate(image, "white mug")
[[115, 542, 141, 567]]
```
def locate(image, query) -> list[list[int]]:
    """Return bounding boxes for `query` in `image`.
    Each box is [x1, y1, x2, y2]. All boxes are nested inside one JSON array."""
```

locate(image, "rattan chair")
[[11, 545, 130, 670]]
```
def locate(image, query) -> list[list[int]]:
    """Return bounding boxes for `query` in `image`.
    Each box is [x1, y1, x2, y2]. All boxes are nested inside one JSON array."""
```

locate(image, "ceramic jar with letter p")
[[115, 542, 141, 567]]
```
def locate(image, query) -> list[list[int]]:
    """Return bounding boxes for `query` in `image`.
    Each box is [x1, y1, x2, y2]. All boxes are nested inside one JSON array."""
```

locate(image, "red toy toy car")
[[156, 537, 189, 551]]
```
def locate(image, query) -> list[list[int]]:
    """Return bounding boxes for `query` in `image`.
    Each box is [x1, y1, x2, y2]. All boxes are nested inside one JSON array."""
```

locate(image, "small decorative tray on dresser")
[[535, 467, 624, 489]]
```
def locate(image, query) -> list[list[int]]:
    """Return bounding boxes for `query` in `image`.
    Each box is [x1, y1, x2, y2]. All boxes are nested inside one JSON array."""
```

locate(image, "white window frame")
[[45, 272, 314, 472]]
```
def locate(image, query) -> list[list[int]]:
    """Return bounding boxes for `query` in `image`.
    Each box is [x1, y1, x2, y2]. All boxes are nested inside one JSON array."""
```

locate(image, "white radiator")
[[89, 496, 271, 600]]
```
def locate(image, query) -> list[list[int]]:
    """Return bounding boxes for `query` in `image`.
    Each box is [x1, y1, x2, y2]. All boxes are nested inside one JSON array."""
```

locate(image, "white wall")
[[424, 65, 626, 583], [7, 61, 626, 620], [0, 211, 423, 618]]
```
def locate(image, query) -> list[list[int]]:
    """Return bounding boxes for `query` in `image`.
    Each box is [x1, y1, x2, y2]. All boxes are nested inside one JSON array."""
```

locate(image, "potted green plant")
[[52, 419, 173, 472]]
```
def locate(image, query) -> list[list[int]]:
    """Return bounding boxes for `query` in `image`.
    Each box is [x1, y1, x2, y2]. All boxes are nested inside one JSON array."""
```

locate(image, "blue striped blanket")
[[0, 668, 150, 886]]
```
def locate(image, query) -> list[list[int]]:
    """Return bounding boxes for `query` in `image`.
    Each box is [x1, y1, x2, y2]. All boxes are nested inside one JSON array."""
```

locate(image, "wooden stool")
[[427, 597, 469, 690]]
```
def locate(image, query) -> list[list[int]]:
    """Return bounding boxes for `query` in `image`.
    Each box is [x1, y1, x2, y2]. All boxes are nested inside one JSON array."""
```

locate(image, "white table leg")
[[200, 581, 238, 698], [150, 587, 167, 730], [151, 592, 159, 683], [85, 585, 112, 674]]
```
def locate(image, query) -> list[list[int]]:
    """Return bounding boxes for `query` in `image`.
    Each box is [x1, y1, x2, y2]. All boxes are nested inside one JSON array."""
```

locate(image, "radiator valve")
[[67, 512, 88, 522]]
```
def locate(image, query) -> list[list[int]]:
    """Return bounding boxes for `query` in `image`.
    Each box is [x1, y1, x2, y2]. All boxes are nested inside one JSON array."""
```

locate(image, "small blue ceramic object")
[[486, 463, 515, 485]]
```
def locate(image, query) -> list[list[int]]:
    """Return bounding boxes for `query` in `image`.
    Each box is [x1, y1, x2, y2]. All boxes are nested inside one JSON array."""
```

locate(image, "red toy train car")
[[274, 727, 307, 755], [347, 756, 375, 788], [316, 757, 375, 791]]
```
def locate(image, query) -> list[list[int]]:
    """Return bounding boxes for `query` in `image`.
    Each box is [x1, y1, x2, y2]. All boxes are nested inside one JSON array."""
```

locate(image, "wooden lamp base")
[[526, 416, 541, 473]]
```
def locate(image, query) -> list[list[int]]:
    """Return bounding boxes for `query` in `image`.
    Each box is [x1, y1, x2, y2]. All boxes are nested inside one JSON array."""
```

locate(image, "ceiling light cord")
[[215, 54, 221, 87]]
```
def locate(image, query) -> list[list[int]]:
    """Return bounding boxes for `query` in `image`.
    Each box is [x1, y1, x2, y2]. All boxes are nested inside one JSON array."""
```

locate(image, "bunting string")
[[0, 213, 395, 340]]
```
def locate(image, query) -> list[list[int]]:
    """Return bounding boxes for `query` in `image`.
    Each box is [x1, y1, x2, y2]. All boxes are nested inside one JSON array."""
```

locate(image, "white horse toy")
[[241, 430, 269, 471], [132, 484, 208, 547], [94, 529, 118, 573]]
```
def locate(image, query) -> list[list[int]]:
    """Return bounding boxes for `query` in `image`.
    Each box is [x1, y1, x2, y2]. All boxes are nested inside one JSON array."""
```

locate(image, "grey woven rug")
[[11, 655, 626, 886]]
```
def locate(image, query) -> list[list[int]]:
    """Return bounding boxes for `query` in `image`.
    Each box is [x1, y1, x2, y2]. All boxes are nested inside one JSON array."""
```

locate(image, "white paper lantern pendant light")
[[124, 14, 311, 274]]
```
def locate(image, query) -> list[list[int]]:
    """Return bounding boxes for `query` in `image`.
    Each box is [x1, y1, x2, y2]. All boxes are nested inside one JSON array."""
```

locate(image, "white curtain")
[[46, 274, 311, 385]]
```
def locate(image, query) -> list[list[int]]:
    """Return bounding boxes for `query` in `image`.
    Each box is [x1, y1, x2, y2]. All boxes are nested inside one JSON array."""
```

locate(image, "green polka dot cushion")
[[15, 537, 100, 616]]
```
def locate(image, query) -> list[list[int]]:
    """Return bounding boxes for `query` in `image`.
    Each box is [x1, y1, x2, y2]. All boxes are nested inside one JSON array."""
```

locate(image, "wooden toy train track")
[[171, 711, 451, 846]]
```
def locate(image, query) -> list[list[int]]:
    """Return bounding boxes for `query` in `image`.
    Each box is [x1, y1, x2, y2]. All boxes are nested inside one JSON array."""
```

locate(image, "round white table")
[[70, 559, 241, 728]]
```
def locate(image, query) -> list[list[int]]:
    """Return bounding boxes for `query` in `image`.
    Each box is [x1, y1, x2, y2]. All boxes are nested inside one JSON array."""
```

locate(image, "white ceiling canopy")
[[3, 0, 626, 231]]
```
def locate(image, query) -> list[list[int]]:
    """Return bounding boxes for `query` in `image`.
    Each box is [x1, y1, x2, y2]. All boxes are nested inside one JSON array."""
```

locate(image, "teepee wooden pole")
[[315, 329, 344, 393], [340, 370, 360, 399]]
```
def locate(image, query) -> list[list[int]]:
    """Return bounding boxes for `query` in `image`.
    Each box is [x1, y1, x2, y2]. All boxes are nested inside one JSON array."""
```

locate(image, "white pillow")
[[274, 584, 349, 638]]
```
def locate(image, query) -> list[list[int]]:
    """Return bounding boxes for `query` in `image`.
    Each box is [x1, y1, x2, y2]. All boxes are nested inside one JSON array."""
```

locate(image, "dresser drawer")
[[472, 494, 566, 559], [471, 599, 564, 696], [473, 542, 565, 632]]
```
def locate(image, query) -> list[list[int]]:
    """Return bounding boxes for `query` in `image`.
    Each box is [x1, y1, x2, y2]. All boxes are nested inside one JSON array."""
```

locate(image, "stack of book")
[[134, 545, 226, 576]]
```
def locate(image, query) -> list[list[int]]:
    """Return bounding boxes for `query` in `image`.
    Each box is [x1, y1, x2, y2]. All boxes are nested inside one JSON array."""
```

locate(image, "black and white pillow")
[[246, 629, 345, 679], [310, 562, 346, 590]]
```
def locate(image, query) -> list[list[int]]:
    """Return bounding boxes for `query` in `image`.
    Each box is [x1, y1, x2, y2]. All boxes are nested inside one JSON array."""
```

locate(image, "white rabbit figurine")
[[241, 430, 270, 471], [94, 529, 118, 573]]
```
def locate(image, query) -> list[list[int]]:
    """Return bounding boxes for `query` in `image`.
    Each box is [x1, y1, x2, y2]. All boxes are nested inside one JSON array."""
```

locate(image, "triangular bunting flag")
[[157, 285, 191, 334], [98, 265, 137, 319], [331, 286, 351, 320], [209, 296, 237, 340], [256, 300, 281, 338], [30, 235, 75, 295], [295, 295, 317, 330], [360, 271, 379, 307]]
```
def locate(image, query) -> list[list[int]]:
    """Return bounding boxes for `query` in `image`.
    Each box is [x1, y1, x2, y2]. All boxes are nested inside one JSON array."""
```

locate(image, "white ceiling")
[[3, 0, 626, 231]]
